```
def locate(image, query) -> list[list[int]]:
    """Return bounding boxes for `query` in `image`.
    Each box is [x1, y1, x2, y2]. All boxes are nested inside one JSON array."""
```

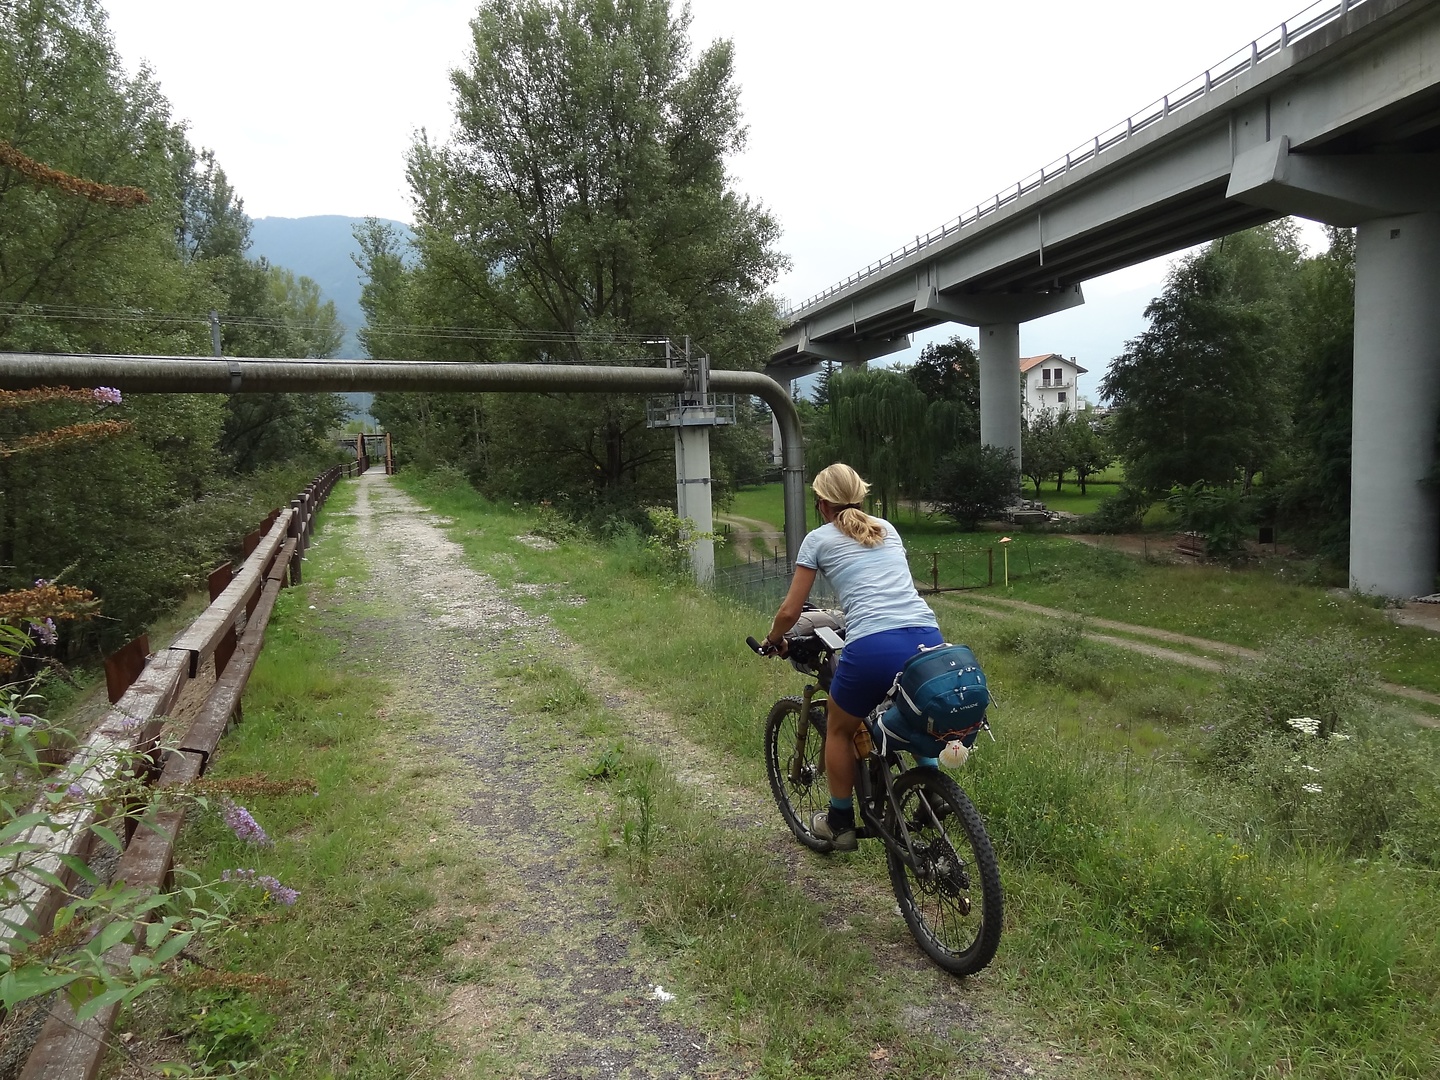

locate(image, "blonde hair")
[[813, 463, 885, 546]]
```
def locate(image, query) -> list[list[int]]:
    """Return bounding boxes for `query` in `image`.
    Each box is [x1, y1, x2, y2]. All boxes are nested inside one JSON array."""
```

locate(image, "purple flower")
[[222, 800, 271, 846], [29, 619, 58, 646], [221, 868, 299, 906], [66, 783, 85, 798], [2, 714, 41, 729], [33, 578, 49, 588], [92, 386, 123, 405]]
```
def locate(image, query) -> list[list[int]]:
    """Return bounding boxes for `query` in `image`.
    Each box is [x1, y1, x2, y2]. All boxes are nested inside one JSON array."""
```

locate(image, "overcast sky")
[[103, 0, 1324, 386]]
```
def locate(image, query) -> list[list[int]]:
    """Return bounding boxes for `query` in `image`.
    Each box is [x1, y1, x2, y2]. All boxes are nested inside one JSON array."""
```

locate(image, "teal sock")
[[827, 797, 854, 832], [916, 756, 939, 768]]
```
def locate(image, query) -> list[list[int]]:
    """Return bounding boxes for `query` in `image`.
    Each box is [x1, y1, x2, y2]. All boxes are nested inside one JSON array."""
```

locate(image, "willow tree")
[[368, 0, 786, 508], [812, 367, 930, 520]]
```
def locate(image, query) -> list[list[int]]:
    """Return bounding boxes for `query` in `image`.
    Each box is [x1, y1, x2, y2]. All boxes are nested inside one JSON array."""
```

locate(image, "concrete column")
[[674, 421, 716, 586], [978, 322, 1023, 477], [1350, 212, 1440, 598]]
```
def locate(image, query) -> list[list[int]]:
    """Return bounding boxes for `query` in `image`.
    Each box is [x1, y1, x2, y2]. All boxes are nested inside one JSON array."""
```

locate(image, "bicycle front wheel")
[[885, 767, 1003, 976], [764, 696, 831, 854]]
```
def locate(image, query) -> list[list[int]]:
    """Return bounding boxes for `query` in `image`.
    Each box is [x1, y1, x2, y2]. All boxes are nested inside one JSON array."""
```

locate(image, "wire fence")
[[712, 545, 1005, 612], [909, 548, 997, 593]]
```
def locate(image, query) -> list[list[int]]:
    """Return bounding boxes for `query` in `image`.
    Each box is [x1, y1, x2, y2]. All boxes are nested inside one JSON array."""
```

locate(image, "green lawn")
[[720, 485, 1438, 694]]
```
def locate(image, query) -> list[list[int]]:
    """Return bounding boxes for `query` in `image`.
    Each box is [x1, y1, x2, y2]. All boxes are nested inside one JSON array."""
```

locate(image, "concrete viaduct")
[[770, 0, 1440, 599]]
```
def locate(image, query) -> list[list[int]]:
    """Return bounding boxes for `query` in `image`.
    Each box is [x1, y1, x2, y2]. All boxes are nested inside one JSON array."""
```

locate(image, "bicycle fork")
[[790, 683, 825, 787]]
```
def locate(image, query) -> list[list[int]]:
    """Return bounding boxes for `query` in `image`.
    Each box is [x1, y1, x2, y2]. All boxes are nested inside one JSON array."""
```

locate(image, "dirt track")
[[327, 473, 1063, 1079]]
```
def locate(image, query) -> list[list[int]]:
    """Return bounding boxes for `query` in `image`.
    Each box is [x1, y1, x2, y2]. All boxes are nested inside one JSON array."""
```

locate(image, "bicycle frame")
[[755, 628, 1003, 976], [758, 630, 945, 873]]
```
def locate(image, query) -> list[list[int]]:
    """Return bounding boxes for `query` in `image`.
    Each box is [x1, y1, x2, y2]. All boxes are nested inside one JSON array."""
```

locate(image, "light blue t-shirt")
[[795, 518, 938, 643]]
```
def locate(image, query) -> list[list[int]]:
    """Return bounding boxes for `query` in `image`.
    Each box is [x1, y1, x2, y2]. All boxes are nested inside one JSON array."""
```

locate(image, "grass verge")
[[110, 480, 485, 1078], [402, 470, 1440, 1080]]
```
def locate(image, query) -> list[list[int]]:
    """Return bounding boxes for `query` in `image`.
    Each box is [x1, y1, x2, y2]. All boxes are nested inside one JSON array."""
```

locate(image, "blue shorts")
[[829, 625, 945, 718]]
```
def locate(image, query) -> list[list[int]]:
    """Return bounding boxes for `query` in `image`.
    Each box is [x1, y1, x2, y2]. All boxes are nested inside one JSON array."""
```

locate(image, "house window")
[[1051, 367, 1064, 383], [1041, 370, 1052, 386], [1058, 392, 1067, 404]]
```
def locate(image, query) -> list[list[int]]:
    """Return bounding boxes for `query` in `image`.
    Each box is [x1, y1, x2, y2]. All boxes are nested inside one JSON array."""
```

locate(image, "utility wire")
[[0, 301, 671, 345]]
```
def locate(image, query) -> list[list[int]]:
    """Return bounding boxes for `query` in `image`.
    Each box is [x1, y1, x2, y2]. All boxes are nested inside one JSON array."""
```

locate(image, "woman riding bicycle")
[[760, 463, 942, 852]]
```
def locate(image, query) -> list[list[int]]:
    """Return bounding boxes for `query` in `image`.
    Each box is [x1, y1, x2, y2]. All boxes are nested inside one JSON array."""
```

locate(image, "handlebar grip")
[[746, 636, 765, 654]]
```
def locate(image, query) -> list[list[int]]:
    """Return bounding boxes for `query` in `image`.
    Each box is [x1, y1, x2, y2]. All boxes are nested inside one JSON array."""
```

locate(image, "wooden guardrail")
[[3, 463, 345, 1080]]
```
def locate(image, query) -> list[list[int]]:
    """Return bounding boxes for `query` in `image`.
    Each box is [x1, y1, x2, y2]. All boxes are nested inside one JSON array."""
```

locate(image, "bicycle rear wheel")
[[764, 696, 831, 853], [885, 767, 1002, 976]]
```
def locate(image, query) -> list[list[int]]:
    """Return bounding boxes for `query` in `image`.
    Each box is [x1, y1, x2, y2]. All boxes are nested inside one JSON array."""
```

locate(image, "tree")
[[1277, 227, 1355, 556], [810, 367, 929, 519], [1100, 223, 1302, 495], [1021, 409, 1070, 496], [928, 445, 1017, 530], [906, 335, 980, 463], [363, 0, 786, 514], [907, 336, 979, 421], [0, 1, 347, 638], [1064, 413, 1112, 495], [0, 0, 212, 357]]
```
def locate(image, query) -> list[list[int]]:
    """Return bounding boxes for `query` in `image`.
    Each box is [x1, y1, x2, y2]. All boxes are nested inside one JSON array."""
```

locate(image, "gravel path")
[[334, 472, 737, 1080], [322, 473, 1068, 1080]]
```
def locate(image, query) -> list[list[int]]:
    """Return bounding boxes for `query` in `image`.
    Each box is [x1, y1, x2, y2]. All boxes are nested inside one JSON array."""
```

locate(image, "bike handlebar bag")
[[876, 643, 989, 757]]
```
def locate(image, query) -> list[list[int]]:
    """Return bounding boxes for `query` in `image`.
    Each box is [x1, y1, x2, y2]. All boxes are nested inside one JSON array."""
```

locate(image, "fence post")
[[288, 500, 303, 585], [987, 547, 994, 586], [931, 552, 938, 594]]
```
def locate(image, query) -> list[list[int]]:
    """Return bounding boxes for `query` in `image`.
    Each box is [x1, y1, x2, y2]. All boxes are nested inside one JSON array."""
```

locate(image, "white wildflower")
[[1302, 783, 1323, 794], [1329, 732, 1352, 742], [1302, 764, 1320, 773], [1287, 717, 1321, 736], [650, 985, 675, 1002]]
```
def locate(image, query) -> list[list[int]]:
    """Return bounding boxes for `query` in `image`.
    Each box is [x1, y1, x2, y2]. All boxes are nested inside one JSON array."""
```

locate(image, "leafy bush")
[[1202, 630, 1375, 754], [1198, 630, 1440, 865], [996, 616, 1105, 694], [1165, 481, 1254, 557], [1080, 484, 1153, 533], [641, 507, 716, 575], [928, 444, 1017, 529]]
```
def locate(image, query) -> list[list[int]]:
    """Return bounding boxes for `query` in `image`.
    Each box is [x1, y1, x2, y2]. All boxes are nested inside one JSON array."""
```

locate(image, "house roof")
[[1020, 353, 1088, 375]]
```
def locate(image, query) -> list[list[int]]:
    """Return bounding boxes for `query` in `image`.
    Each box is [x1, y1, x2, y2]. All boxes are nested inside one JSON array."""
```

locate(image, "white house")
[[1020, 353, 1087, 420]]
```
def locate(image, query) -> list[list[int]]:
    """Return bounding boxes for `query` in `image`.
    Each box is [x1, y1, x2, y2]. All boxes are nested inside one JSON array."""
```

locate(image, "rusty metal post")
[[288, 500, 303, 585]]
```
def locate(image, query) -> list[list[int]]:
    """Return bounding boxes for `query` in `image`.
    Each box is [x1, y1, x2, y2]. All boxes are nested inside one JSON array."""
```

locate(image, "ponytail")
[[834, 506, 885, 547], [813, 464, 886, 547]]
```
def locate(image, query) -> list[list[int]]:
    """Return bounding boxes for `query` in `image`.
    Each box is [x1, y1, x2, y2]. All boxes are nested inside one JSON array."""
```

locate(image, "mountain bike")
[[748, 624, 1003, 976]]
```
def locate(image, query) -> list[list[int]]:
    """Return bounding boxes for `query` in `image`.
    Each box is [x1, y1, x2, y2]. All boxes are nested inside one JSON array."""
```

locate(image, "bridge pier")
[[978, 323, 1023, 479], [1350, 212, 1440, 598]]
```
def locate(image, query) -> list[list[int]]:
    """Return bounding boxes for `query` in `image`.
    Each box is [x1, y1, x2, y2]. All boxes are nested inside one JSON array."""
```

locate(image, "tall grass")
[[405, 470, 1440, 1080]]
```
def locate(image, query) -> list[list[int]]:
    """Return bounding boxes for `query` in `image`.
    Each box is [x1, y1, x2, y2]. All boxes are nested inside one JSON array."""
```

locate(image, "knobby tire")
[[763, 696, 831, 854], [885, 767, 1003, 976]]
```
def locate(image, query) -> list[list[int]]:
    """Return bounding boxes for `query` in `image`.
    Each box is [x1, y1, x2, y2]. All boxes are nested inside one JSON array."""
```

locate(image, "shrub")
[[928, 444, 1017, 530], [1199, 630, 1440, 865], [1165, 481, 1254, 557], [1201, 630, 1375, 757], [1081, 484, 1153, 533]]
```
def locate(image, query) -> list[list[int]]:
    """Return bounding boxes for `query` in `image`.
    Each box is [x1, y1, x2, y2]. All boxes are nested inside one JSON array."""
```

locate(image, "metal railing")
[[779, 0, 1371, 320]]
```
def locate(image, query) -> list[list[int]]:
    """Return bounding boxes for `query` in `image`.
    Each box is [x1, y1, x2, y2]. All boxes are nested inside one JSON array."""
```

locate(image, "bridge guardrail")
[[780, 0, 1371, 319], [2, 464, 347, 1079]]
